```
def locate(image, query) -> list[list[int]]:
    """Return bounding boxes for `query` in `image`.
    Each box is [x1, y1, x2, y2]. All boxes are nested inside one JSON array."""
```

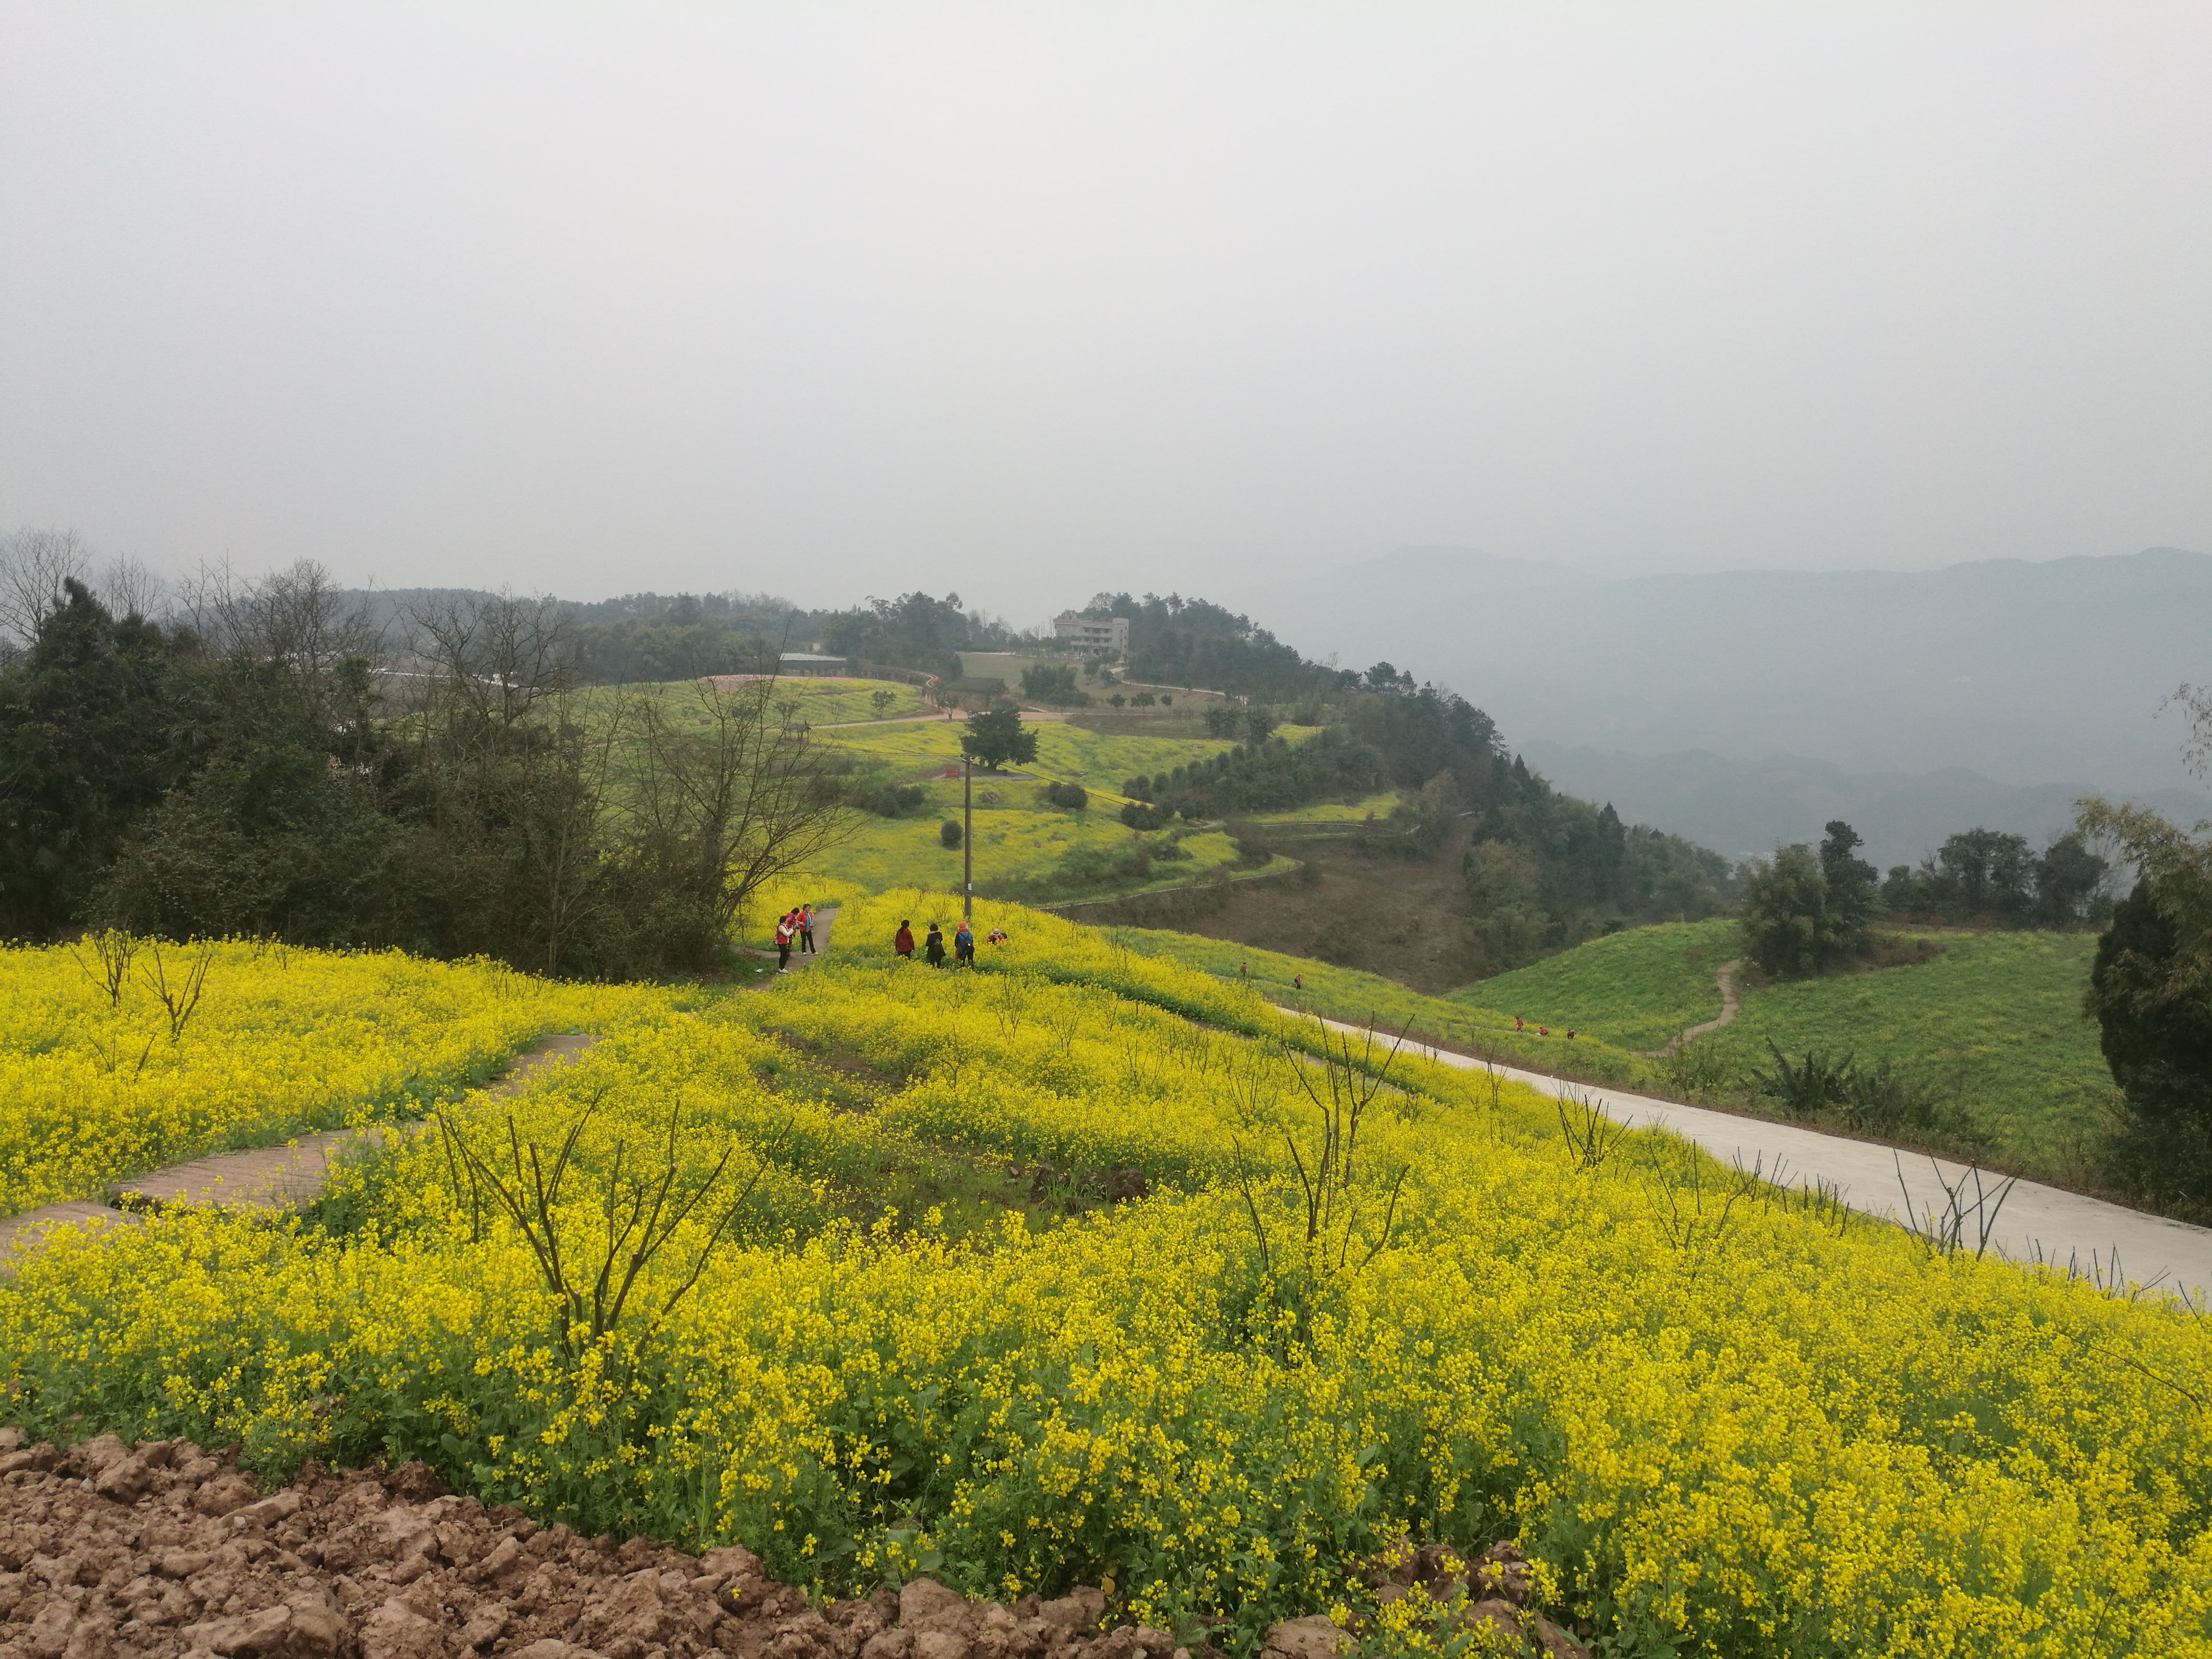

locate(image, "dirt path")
[[1285, 1007, 2212, 1300], [1642, 959, 1742, 1057], [0, 1034, 601, 1273]]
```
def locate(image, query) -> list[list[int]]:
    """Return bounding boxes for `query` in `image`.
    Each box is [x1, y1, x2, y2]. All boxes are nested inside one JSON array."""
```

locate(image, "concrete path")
[[0, 1032, 601, 1271], [1289, 1010, 2212, 1302]]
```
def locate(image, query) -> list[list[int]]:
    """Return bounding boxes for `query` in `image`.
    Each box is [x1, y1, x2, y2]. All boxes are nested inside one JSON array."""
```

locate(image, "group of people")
[[1512, 1015, 1574, 1040], [892, 917, 1009, 967], [771, 905, 817, 971]]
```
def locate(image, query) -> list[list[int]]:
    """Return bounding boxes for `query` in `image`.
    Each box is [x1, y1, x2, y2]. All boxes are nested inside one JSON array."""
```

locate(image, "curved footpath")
[[1290, 1010, 2212, 1304]]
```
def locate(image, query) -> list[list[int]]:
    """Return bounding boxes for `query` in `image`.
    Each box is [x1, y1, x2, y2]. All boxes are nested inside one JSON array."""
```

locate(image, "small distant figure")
[[798, 903, 816, 954], [774, 910, 797, 972], [1514, 1016, 1523, 1032], [1539, 1025, 1549, 1038], [954, 921, 975, 965], [894, 919, 915, 959], [924, 923, 947, 968], [1566, 1029, 1575, 1041], [1239, 962, 1250, 977], [1293, 974, 1303, 991], [986, 926, 1010, 946]]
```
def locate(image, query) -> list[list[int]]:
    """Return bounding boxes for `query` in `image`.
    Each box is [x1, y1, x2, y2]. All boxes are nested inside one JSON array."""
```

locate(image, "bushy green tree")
[[1819, 820, 1880, 932], [961, 706, 1038, 771], [1742, 842, 1863, 977]]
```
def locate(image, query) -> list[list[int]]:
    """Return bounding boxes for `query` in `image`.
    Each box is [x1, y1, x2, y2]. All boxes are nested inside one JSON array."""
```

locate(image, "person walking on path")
[[954, 921, 975, 966], [894, 919, 915, 959], [774, 911, 797, 972], [798, 904, 816, 954], [924, 923, 947, 967]]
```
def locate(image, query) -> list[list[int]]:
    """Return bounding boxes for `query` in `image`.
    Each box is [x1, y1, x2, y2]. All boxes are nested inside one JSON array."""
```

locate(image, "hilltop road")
[[1290, 1011, 2212, 1303]]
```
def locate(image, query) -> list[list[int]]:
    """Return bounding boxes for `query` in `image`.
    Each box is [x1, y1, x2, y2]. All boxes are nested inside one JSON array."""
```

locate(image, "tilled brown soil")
[[0, 1431, 1198, 1659]]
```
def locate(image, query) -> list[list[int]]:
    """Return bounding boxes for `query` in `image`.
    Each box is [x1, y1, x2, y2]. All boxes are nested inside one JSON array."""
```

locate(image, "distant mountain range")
[[1238, 544, 2212, 864]]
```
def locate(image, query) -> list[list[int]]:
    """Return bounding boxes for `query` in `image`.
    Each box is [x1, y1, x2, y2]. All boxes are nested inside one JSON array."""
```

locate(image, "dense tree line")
[[0, 563, 846, 975], [1083, 592, 1345, 703], [817, 591, 1034, 682], [1880, 828, 2112, 927], [1742, 820, 2117, 979], [1460, 757, 1736, 966], [1122, 728, 1388, 820]]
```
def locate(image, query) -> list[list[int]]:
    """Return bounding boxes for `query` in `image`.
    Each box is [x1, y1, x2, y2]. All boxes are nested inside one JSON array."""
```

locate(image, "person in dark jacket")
[[924, 923, 947, 967], [894, 920, 915, 958], [953, 922, 975, 966]]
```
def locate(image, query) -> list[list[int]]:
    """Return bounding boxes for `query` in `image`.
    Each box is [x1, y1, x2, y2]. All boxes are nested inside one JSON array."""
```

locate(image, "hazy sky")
[[3, 2, 2208, 625]]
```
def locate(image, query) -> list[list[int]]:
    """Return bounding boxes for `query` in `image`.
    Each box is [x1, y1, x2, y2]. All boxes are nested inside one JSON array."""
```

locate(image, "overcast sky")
[[3, 2, 2208, 625]]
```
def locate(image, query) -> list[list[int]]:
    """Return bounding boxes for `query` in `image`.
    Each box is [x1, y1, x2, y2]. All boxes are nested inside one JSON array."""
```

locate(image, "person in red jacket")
[[774, 911, 796, 972], [893, 919, 915, 959]]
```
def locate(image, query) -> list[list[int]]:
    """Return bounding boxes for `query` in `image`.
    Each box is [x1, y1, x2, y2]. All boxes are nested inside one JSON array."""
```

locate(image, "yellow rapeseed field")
[[0, 938, 646, 1216], [3, 907, 2210, 1657]]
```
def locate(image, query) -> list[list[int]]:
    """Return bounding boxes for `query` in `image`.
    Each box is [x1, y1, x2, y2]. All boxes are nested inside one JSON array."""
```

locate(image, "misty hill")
[[1244, 546, 2212, 806], [1519, 742, 2212, 870]]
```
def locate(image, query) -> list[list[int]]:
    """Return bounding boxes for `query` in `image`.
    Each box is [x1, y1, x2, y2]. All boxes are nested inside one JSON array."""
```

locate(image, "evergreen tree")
[[960, 706, 1038, 771], [1819, 820, 1880, 932], [0, 580, 200, 938]]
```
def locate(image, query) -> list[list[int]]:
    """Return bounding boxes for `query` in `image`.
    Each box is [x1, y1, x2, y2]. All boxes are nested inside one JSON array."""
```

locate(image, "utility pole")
[[962, 750, 974, 923]]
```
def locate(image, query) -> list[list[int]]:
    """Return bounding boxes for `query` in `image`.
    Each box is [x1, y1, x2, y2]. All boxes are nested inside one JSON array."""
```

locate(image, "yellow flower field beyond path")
[[4, 906, 2212, 1657], [0, 941, 650, 1219]]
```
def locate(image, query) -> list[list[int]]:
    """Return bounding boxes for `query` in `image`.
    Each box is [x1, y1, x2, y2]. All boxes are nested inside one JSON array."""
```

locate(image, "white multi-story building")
[[1052, 612, 1130, 655]]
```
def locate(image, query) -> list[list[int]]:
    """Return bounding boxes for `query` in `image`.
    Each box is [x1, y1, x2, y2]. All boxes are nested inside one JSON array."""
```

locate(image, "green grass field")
[[822, 719, 1239, 801], [765, 677, 927, 723], [1714, 931, 2120, 1165], [1103, 926, 1650, 1085], [1462, 918, 1739, 1051], [1459, 918, 2121, 1166]]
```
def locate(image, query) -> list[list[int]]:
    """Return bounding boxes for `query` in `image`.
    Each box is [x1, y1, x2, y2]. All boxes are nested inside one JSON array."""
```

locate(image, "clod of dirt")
[[0, 1432, 1211, 1659]]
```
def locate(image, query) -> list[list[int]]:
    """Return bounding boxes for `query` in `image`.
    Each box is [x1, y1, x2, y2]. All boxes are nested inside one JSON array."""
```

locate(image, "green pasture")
[[1464, 918, 2121, 1164], [822, 720, 1239, 801], [807, 791, 1247, 898], [1713, 930, 2120, 1163], [1102, 928, 1649, 1086], [769, 677, 928, 723], [1464, 919, 1740, 1051]]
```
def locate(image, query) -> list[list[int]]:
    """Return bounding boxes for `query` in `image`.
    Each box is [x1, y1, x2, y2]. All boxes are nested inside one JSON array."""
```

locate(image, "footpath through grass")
[[1715, 930, 2121, 1166], [1451, 918, 2123, 1170], [1462, 919, 1739, 1051]]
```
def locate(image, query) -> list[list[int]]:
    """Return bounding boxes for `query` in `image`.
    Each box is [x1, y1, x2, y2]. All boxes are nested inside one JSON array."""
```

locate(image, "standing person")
[[954, 920, 975, 965], [774, 911, 796, 973], [798, 904, 816, 954], [894, 919, 916, 959], [1293, 974, 1303, 991], [924, 923, 947, 968], [1515, 1016, 1523, 1033]]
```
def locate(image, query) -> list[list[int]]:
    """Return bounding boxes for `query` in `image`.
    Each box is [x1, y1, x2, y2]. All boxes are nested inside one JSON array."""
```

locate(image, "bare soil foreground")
[[0, 1431, 1591, 1659]]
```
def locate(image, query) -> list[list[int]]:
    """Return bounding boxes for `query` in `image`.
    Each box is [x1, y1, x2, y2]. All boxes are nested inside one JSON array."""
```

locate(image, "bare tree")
[[97, 554, 167, 623], [621, 674, 854, 944], [0, 526, 92, 648]]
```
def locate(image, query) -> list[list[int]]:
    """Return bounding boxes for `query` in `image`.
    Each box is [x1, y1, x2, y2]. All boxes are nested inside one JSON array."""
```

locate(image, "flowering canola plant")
[[0, 940, 646, 1216], [3, 906, 2212, 1657]]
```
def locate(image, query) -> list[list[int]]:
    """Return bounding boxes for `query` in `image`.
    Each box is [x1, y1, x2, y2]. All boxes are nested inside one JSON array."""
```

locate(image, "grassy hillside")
[[821, 718, 1239, 801], [1459, 918, 1739, 1051], [1104, 926, 1651, 1085], [1718, 930, 2120, 1165], [1459, 919, 2122, 1168], [7, 905, 2206, 1655]]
